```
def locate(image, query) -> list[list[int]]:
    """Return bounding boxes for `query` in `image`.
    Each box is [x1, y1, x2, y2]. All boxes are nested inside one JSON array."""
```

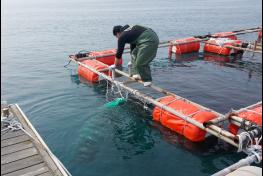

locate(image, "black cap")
[[113, 25, 123, 36]]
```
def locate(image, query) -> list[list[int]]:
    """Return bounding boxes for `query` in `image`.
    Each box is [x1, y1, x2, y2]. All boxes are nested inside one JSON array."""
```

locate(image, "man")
[[111, 25, 159, 87]]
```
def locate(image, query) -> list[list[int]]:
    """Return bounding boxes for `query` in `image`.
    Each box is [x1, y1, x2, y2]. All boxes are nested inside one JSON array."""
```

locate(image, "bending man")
[[112, 25, 159, 87]]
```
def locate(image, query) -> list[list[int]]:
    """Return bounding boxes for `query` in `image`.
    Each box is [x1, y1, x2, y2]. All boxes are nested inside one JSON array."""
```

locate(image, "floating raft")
[[68, 26, 262, 172], [1, 104, 70, 176], [72, 27, 262, 62], [68, 40, 262, 146]]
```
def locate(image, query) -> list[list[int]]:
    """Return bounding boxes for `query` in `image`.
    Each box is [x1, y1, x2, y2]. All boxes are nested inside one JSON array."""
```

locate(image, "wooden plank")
[[1, 140, 34, 156], [123, 79, 137, 85], [1, 135, 31, 148], [1, 147, 38, 165], [11, 105, 66, 176], [1, 155, 44, 175], [1, 130, 24, 141], [2, 163, 49, 176]]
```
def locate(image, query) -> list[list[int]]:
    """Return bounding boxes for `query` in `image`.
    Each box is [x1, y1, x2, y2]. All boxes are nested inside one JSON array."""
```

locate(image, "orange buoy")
[[204, 39, 242, 56], [152, 96, 217, 142], [89, 49, 122, 66], [78, 60, 109, 82], [169, 37, 200, 55], [214, 31, 237, 40], [229, 105, 262, 135], [258, 30, 262, 43]]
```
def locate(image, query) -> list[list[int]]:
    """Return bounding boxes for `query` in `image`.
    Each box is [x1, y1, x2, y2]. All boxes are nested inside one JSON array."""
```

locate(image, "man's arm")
[[130, 44, 136, 53], [114, 34, 127, 66]]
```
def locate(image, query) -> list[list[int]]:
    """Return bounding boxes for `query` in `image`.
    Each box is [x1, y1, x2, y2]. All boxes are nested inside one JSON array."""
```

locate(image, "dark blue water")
[[2, 0, 262, 175]]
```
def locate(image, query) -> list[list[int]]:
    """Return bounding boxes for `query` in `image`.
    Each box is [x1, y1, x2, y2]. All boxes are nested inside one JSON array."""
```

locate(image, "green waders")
[[131, 28, 159, 82]]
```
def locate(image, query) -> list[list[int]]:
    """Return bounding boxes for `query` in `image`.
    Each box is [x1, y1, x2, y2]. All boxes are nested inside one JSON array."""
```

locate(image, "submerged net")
[[103, 97, 126, 108]]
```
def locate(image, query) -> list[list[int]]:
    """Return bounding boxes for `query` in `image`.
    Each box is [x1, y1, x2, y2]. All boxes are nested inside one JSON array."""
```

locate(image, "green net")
[[103, 98, 126, 108]]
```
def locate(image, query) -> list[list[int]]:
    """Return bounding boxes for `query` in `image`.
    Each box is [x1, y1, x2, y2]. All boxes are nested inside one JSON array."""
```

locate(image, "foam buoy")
[[152, 96, 217, 142], [168, 37, 200, 56], [89, 49, 122, 66], [258, 30, 262, 43], [204, 38, 242, 55], [214, 31, 237, 40], [229, 105, 262, 135], [78, 60, 109, 82]]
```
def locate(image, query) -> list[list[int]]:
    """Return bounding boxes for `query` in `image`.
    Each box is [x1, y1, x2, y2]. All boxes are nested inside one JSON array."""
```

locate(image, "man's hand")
[[114, 57, 120, 66], [109, 65, 116, 70]]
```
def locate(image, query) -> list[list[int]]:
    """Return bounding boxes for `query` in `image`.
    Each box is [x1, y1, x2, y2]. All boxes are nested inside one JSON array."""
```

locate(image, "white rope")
[[115, 82, 125, 99], [250, 150, 261, 164], [237, 131, 262, 164], [105, 79, 111, 102], [1, 118, 23, 132], [237, 131, 254, 152], [256, 136, 262, 145]]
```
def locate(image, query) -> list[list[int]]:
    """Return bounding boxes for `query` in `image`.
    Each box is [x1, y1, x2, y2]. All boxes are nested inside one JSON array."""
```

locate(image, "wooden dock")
[[1, 104, 69, 176]]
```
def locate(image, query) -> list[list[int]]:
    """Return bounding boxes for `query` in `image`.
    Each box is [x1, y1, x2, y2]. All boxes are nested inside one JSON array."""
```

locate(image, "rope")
[[105, 79, 110, 102], [245, 139, 262, 164], [250, 150, 261, 164], [236, 130, 261, 153], [115, 82, 125, 99], [63, 60, 72, 68], [238, 132, 253, 152]]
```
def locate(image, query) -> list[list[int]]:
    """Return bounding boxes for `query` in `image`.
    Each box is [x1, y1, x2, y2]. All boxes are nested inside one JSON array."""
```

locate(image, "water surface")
[[2, 0, 262, 175]]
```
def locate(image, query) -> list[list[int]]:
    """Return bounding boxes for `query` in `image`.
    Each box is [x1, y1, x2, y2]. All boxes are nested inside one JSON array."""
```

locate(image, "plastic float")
[[88, 49, 122, 66], [204, 38, 242, 56], [168, 37, 200, 58], [78, 60, 110, 82], [152, 95, 217, 142], [229, 102, 262, 135], [213, 31, 237, 40], [77, 49, 123, 82]]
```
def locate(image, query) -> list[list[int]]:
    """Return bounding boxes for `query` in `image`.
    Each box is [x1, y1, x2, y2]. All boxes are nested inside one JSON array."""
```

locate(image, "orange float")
[[89, 49, 122, 66], [213, 31, 237, 40], [152, 96, 217, 142], [77, 49, 123, 82], [78, 60, 109, 82], [204, 39, 242, 56], [168, 37, 200, 56], [229, 105, 262, 135], [258, 30, 262, 43]]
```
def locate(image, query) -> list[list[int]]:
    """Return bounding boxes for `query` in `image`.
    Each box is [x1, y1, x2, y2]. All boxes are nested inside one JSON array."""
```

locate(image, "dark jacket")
[[115, 25, 147, 59]]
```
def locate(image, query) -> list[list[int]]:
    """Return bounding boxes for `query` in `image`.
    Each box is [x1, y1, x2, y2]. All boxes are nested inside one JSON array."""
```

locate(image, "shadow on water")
[[109, 102, 155, 159], [69, 73, 156, 161], [174, 52, 201, 63], [150, 121, 247, 174], [203, 52, 262, 73], [163, 52, 262, 79]]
